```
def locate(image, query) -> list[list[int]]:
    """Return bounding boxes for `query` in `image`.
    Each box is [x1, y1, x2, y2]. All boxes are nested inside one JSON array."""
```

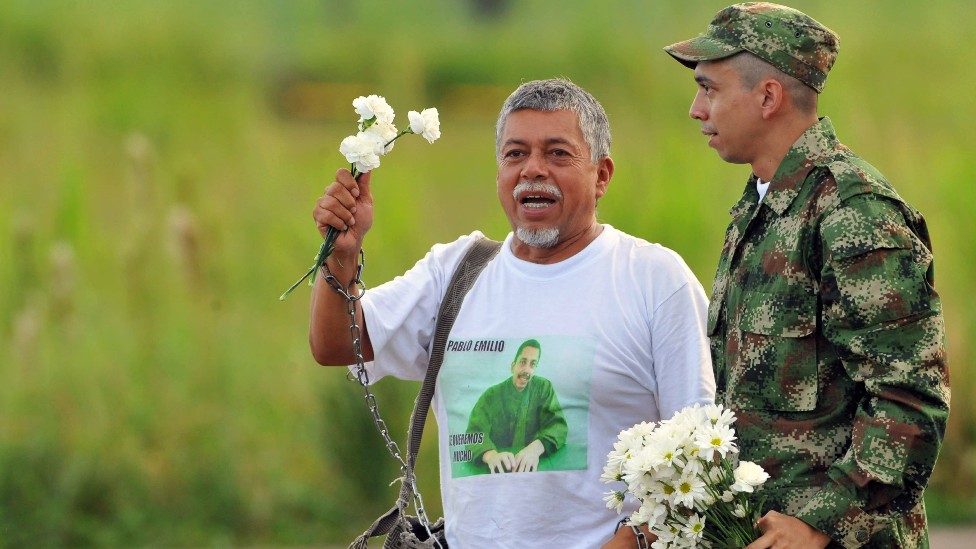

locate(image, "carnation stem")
[[386, 129, 413, 147], [278, 225, 340, 301], [280, 134, 412, 302], [279, 161, 371, 301]]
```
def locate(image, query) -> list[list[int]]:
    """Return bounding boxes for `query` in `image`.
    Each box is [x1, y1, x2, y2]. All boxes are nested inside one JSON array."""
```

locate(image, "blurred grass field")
[[1, 0, 974, 546]]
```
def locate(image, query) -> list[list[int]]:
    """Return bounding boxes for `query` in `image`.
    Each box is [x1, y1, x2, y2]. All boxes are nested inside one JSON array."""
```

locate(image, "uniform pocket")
[[730, 290, 819, 412]]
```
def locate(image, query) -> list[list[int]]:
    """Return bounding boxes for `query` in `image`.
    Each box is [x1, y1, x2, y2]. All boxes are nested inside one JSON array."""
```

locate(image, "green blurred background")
[[1, 0, 973, 546]]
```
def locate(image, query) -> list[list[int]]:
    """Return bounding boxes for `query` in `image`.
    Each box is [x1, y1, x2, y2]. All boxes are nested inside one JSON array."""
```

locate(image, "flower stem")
[[385, 129, 412, 148], [278, 225, 339, 300], [279, 162, 361, 301]]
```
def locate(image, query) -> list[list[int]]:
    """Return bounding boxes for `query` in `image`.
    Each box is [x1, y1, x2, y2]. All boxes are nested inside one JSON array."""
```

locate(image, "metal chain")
[[320, 251, 439, 544], [615, 518, 649, 549]]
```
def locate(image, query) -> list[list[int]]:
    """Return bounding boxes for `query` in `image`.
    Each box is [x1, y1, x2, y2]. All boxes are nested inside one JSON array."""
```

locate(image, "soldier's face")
[[510, 346, 540, 392], [689, 59, 764, 165]]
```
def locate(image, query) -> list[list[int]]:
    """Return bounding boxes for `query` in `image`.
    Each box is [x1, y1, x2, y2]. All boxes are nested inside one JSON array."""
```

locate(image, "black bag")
[[347, 237, 501, 549], [350, 514, 447, 549]]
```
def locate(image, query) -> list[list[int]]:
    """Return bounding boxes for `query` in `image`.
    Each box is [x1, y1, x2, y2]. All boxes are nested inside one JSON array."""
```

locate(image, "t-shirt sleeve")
[[356, 231, 486, 383], [648, 251, 716, 418]]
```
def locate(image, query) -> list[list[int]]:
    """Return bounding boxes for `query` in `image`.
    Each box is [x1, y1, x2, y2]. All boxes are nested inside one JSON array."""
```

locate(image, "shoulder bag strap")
[[407, 235, 502, 463], [351, 236, 502, 549]]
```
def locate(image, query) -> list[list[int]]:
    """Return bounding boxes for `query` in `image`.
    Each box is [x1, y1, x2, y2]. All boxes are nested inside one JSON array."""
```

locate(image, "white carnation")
[[730, 461, 769, 493], [339, 131, 385, 173], [366, 121, 399, 153], [353, 94, 395, 125], [408, 108, 441, 143]]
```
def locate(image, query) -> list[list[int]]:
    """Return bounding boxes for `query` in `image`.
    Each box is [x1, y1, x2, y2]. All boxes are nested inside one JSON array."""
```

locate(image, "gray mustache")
[[513, 181, 562, 201]]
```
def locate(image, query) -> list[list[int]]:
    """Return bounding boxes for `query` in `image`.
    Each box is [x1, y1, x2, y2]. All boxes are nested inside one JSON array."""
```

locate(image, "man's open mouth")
[[520, 194, 557, 209], [513, 181, 561, 210]]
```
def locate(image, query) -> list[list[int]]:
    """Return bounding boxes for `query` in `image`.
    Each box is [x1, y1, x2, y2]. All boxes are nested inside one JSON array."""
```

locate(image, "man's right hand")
[[482, 450, 517, 474], [308, 168, 376, 366], [313, 168, 375, 260]]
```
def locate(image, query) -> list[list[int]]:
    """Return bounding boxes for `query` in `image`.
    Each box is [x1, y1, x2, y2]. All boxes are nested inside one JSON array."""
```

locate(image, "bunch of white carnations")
[[280, 95, 440, 300], [339, 95, 441, 175], [602, 404, 769, 548]]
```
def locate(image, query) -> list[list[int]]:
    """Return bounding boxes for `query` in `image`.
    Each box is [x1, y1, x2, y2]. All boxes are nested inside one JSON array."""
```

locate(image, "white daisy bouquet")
[[280, 95, 441, 300], [602, 404, 768, 548]]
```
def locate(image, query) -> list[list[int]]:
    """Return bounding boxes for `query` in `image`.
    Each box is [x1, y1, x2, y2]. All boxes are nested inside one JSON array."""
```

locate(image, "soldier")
[[662, 3, 950, 548]]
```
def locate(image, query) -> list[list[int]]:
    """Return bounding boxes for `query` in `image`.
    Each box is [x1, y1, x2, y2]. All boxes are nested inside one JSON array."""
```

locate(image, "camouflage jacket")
[[708, 118, 950, 548]]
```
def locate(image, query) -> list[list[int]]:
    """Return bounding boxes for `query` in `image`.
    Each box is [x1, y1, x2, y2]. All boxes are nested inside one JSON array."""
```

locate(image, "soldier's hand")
[[745, 510, 831, 549]]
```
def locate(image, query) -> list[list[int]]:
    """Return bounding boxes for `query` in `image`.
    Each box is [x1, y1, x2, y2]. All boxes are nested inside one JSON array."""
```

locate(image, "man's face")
[[510, 346, 540, 392], [496, 109, 610, 249], [689, 59, 763, 165]]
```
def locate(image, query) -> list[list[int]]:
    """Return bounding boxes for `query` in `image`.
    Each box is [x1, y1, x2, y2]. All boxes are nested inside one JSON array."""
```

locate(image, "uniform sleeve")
[[794, 194, 950, 547]]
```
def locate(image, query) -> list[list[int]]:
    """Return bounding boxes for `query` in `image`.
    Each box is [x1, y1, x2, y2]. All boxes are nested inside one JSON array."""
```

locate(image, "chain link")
[[321, 251, 439, 544]]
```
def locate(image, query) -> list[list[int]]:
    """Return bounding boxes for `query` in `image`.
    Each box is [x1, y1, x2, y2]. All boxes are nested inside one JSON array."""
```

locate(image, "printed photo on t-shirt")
[[440, 335, 594, 478]]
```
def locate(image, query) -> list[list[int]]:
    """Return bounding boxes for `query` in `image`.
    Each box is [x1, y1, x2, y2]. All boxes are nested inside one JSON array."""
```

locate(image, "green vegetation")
[[1, 0, 973, 546]]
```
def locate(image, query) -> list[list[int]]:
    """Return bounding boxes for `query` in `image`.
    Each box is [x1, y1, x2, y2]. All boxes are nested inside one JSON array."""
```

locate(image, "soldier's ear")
[[759, 78, 785, 119]]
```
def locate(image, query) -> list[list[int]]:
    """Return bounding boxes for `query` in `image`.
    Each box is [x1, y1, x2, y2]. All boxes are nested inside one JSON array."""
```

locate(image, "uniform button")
[[855, 529, 869, 542]]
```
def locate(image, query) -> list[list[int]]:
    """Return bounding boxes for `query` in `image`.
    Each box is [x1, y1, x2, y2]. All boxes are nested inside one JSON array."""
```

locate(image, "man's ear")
[[759, 78, 785, 119], [595, 156, 614, 199]]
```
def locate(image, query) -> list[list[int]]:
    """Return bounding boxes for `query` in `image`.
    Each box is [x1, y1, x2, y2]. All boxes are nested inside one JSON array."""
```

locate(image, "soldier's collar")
[[761, 117, 839, 216]]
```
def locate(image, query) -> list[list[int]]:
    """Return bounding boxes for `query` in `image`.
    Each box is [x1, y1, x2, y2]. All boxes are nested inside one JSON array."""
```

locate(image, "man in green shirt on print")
[[661, 3, 950, 548], [466, 338, 568, 474]]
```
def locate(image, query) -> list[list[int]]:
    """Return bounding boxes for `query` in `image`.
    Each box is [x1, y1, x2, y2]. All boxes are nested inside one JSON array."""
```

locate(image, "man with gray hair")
[[309, 78, 715, 546]]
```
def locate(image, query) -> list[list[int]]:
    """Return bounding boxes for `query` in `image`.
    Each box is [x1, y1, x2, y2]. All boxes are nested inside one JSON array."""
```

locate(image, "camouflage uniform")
[[664, 3, 951, 547], [707, 117, 949, 548]]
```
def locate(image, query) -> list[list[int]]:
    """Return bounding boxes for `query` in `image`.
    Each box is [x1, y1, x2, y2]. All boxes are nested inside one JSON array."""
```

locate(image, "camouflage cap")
[[663, 2, 839, 93]]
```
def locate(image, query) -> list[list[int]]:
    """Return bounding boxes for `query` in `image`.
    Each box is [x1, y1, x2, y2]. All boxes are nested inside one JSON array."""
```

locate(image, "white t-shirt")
[[359, 225, 715, 548], [756, 177, 771, 202]]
